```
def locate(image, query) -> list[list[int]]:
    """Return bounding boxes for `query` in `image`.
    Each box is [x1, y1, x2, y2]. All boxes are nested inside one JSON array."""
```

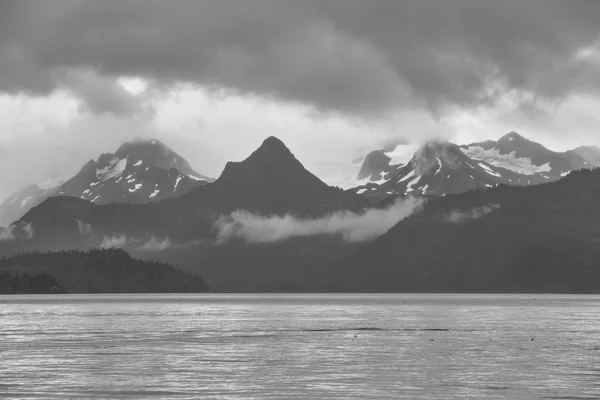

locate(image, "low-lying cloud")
[[138, 236, 171, 252], [99, 233, 172, 251], [76, 219, 91, 236], [0, 222, 34, 241], [215, 197, 423, 244], [22, 223, 33, 239], [0, 226, 15, 241], [444, 204, 500, 223], [100, 235, 127, 249]]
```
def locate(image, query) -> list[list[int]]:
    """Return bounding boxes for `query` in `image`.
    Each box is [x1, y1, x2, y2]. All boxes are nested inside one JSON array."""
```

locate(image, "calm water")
[[1, 294, 600, 399]]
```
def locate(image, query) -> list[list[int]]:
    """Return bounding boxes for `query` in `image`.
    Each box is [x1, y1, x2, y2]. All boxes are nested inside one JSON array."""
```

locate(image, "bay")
[[1, 293, 599, 399]]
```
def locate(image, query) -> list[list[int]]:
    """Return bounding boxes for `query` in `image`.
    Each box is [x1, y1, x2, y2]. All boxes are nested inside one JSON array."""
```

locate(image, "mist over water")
[[2, 293, 600, 399]]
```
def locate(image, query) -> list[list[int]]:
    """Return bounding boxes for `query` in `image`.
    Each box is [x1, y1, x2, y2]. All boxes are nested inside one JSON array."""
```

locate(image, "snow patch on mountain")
[[129, 183, 143, 193], [461, 146, 551, 175], [371, 171, 388, 185], [174, 175, 183, 191], [407, 174, 421, 188], [399, 169, 416, 182], [97, 157, 128, 181], [478, 162, 502, 178], [434, 158, 442, 176]]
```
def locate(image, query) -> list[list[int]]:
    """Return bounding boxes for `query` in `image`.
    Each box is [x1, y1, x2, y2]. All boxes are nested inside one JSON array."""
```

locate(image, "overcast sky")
[[1, 0, 600, 199]]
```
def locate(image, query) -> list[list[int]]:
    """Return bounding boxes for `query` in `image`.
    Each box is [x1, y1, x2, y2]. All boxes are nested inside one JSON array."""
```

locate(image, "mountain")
[[0, 139, 211, 226], [356, 142, 418, 183], [461, 131, 591, 178], [353, 132, 593, 201], [333, 169, 600, 293], [57, 138, 211, 204], [175, 136, 368, 216], [8, 134, 600, 293], [0, 136, 368, 252], [0, 178, 64, 227], [355, 141, 515, 201], [568, 145, 600, 167]]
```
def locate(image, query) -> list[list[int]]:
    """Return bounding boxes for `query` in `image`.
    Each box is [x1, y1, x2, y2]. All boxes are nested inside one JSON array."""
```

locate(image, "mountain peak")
[[257, 136, 292, 154], [498, 131, 528, 144], [115, 138, 171, 156], [188, 136, 367, 216], [573, 145, 600, 152], [410, 140, 466, 175], [216, 136, 308, 187]]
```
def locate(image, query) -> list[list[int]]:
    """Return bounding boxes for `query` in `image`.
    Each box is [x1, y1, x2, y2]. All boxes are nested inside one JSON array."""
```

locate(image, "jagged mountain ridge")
[[460, 131, 592, 178], [0, 139, 211, 226], [333, 168, 600, 293], [5, 136, 600, 293], [0, 179, 64, 227], [353, 132, 596, 200], [1, 136, 368, 252], [175, 136, 368, 216]]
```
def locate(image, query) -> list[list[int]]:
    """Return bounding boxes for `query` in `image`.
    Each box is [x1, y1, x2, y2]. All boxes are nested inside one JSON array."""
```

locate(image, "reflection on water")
[[1, 294, 599, 399]]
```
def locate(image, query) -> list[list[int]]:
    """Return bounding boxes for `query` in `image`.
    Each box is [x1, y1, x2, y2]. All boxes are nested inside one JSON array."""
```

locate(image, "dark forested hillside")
[[333, 168, 600, 293], [0, 249, 209, 293]]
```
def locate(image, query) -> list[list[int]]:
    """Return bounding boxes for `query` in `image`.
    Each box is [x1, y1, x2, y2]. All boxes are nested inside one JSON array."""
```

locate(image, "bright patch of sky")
[[2, 85, 600, 201]]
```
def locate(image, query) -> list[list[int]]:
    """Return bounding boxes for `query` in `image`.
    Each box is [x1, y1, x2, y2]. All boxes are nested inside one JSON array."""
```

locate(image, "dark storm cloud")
[[1, 0, 600, 116], [60, 69, 142, 116]]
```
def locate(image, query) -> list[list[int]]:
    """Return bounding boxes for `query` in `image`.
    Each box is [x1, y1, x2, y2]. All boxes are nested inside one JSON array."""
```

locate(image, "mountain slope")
[[0, 179, 64, 226], [568, 145, 600, 167], [0, 139, 211, 225], [461, 131, 590, 179], [353, 132, 593, 200], [176, 136, 368, 216], [354, 140, 523, 201], [335, 169, 600, 293], [2, 136, 369, 252]]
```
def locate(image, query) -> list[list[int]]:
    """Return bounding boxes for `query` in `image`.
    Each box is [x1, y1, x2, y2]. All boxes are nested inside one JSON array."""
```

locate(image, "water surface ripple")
[[1, 293, 599, 399]]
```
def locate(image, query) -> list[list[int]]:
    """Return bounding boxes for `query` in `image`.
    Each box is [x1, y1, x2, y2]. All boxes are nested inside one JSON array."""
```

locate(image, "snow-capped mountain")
[[0, 136, 368, 252], [56, 139, 211, 204], [0, 178, 65, 227], [460, 132, 591, 179], [353, 132, 594, 200], [0, 139, 211, 225], [340, 168, 600, 293]]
